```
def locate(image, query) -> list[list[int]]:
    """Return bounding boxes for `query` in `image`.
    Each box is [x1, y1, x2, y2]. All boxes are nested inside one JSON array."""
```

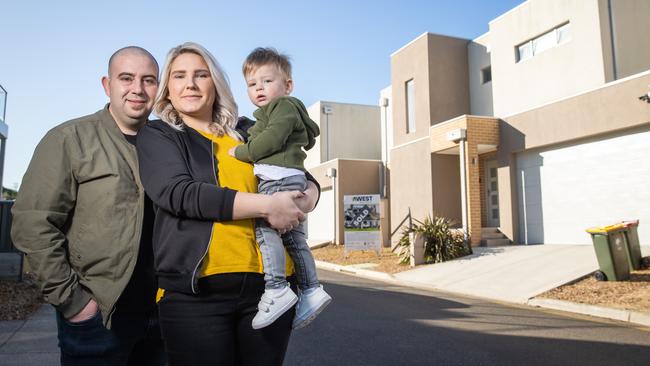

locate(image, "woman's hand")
[[232, 190, 307, 232], [266, 191, 305, 232]]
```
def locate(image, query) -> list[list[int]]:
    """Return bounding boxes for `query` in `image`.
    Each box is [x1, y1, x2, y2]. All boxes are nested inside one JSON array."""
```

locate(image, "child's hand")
[[228, 147, 237, 157]]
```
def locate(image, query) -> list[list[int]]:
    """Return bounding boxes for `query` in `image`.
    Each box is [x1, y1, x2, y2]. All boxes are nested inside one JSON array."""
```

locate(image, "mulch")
[[0, 273, 43, 321], [312, 244, 409, 274], [539, 267, 650, 313]]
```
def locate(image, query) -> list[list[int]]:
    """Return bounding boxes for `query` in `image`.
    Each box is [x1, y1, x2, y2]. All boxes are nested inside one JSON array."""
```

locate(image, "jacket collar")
[[99, 103, 137, 142], [97, 103, 143, 186]]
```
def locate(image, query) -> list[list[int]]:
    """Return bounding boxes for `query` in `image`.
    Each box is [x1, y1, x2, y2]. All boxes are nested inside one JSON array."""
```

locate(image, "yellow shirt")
[[196, 130, 294, 277], [156, 130, 294, 302]]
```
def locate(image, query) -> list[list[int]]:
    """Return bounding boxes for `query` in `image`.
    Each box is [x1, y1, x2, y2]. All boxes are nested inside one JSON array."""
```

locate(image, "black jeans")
[[56, 308, 165, 366], [158, 272, 295, 366]]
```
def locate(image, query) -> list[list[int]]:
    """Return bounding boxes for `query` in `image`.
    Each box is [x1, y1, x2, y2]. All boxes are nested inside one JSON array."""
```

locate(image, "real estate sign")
[[343, 194, 381, 255]]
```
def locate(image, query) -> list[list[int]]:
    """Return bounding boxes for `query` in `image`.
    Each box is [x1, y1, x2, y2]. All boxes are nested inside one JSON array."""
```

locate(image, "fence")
[[0, 200, 22, 280], [0, 200, 15, 252]]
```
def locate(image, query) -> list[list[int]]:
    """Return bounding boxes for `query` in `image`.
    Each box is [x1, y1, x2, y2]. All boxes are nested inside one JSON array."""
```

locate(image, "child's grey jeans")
[[256, 174, 320, 291]]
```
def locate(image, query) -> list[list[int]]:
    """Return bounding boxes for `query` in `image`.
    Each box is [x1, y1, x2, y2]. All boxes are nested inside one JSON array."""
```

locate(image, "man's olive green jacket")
[[11, 105, 144, 327]]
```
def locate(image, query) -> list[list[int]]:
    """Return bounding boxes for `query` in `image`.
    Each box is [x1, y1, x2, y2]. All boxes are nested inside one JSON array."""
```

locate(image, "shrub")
[[395, 215, 472, 265]]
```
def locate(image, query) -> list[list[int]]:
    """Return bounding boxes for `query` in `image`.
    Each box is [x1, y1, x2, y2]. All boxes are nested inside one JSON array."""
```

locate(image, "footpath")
[[0, 304, 57, 365]]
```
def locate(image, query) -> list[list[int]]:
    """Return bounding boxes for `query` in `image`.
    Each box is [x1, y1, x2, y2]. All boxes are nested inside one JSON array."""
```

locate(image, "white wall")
[[516, 127, 650, 245], [305, 102, 323, 169], [306, 188, 335, 243]]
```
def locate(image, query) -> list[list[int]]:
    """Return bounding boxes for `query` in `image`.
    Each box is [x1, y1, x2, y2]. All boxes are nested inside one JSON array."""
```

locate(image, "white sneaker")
[[252, 286, 298, 329], [292, 285, 332, 330]]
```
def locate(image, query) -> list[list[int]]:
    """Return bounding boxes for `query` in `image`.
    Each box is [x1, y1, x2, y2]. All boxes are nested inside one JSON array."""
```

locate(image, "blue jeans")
[[56, 308, 165, 366], [256, 175, 320, 291]]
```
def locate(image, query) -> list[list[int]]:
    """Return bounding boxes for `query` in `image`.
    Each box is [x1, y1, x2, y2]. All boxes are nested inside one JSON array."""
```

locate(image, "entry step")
[[482, 232, 505, 239], [481, 227, 500, 234], [479, 227, 511, 247]]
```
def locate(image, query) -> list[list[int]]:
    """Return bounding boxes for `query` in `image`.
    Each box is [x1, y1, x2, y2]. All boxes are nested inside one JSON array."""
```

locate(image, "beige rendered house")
[[387, 0, 650, 247]]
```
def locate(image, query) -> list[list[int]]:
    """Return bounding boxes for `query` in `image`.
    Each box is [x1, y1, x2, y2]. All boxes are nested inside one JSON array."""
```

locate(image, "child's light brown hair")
[[242, 47, 292, 81]]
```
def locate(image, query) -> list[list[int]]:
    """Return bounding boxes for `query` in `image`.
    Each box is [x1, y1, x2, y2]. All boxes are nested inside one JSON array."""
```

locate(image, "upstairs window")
[[406, 79, 416, 133], [516, 22, 571, 62], [481, 66, 492, 84]]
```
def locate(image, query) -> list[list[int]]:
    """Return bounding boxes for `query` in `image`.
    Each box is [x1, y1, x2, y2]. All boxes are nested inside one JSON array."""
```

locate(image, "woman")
[[137, 42, 319, 366]]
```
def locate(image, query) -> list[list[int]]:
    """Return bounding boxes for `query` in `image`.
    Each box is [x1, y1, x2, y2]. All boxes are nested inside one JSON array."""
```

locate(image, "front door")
[[485, 160, 500, 227]]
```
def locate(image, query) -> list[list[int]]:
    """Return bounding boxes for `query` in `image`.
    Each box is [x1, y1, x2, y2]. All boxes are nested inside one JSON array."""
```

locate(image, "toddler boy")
[[231, 47, 332, 330]]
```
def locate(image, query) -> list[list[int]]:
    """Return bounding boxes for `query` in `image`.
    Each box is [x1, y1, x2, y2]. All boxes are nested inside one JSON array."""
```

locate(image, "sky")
[[0, 0, 523, 190]]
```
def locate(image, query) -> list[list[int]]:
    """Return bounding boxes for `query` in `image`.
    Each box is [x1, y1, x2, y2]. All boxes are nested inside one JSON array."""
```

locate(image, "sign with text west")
[[343, 194, 381, 255]]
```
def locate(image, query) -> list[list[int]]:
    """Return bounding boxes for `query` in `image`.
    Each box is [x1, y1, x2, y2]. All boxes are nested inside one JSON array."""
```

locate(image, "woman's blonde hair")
[[153, 42, 241, 140]]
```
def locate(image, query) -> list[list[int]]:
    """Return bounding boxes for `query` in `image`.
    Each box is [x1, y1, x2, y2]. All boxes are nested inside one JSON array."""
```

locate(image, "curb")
[[315, 260, 650, 328], [527, 298, 650, 327], [315, 260, 396, 283]]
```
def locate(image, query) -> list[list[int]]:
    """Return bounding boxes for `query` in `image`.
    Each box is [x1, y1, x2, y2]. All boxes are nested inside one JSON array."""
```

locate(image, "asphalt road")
[[285, 270, 650, 366]]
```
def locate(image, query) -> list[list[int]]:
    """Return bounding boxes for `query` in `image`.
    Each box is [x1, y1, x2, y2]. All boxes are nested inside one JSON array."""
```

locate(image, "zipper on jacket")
[[191, 228, 213, 294], [190, 138, 220, 294], [106, 143, 145, 327]]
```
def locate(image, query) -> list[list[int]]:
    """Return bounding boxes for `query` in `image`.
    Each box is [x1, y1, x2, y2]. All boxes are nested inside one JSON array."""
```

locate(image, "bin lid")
[[621, 220, 639, 228], [586, 223, 626, 234]]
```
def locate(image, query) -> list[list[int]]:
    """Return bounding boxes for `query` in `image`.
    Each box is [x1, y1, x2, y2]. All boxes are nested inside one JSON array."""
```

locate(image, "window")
[[481, 66, 492, 84], [533, 30, 556, 54], [517, 42, 533, 62], [557, 23, 571, 44], [516, 22, 571, 62], [406, 79, 416, 133]]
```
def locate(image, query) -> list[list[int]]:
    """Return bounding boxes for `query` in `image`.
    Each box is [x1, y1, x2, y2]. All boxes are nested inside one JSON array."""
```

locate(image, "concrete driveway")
[[393, 244, 650, 304]]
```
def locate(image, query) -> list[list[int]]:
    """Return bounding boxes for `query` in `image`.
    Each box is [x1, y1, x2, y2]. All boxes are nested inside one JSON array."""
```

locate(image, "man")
[[11, 46, 165, 365]]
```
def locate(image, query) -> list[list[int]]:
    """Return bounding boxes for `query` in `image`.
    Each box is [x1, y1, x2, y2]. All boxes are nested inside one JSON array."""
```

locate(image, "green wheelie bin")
[[621, 220, 648, 270], [586, 224, 630, 281]]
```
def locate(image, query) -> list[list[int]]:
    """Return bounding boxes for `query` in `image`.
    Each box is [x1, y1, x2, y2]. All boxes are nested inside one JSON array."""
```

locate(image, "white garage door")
[[516, 129, 650, 245], [305, 188, 334, 244]]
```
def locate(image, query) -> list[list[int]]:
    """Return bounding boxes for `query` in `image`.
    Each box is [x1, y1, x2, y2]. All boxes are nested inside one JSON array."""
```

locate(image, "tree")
[[2, 186, 17, 200]]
